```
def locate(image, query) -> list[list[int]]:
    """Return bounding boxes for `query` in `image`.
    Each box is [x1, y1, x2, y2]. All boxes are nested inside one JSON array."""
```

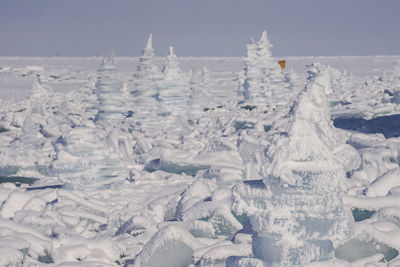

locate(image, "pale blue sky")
[[0, 0, 399, 57]]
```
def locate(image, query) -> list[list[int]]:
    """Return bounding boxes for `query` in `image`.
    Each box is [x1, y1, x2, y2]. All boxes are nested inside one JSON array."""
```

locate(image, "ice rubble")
[[2, 33, 400, 266], [338, 60, 400, 119], [158, 46, 190, 126]]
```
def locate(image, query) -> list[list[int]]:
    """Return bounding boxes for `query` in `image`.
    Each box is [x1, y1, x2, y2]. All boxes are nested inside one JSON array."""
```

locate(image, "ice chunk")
[[114, 216, 150, 237], [0, 165, 19, 176], [344, 195, 400, 211], [0, 176, 39, 186], [374, 206, 400, 227], [389, 257, 400, 267], [1, 191, 32, 219], [145, 159, 209, 176], [188, 219, 215, 238], [237, 133, 266, 180], [53, 236, 118, 264], [0, 247, 24, 266], [195, 241, 252, 267], [226, 257, 265, 267], [335, 235, 398, 262], [234, 120, 255, 131], [208, 207, 242, 236], [131, 225, 201, 267], [253, 231, 335, 263], [365, 167, 400, 197], [0, 217, 53, 262]]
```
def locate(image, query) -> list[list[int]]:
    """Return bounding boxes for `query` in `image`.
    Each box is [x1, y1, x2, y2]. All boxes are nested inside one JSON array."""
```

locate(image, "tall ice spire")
[[260, 30, 268, 42], [141, 33, 155, 58], [257, 30, 273, 52], [146, 33, 153, 50]]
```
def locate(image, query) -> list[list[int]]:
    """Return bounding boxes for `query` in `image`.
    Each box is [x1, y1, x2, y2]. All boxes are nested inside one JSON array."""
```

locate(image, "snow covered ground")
[[1, 32, 400, 266]]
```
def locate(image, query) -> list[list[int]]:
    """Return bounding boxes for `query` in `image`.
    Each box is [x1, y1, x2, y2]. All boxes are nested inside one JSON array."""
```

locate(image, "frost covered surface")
[[1, 33, 400, 266]]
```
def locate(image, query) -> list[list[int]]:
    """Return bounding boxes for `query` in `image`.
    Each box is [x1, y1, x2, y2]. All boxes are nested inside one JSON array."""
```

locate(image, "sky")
[[0, 0, 399, 57]]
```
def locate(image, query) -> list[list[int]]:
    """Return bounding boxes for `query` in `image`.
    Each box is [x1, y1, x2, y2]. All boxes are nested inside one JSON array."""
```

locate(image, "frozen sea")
[[1, 51, 400, 266]]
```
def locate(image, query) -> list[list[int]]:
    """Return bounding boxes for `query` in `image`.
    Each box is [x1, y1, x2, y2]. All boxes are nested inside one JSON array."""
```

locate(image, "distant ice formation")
[[393, 60, 400, 78], [242, 30, 289, 111], [50, 55, 130, 190], [188, 67, 210, 119], [158, 46, 190, 124], [162, 46, 182, 80], [130, 35, 193, 131], [131, 33, 162, 130], [94, 53, 128, 125], [327, 66, 354, 106], [134, 33, 161, 83], [17, 78, 56, 169]]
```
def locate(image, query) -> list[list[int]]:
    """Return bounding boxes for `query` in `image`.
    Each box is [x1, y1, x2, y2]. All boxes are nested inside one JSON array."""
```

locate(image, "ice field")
[[1, 32, 400, 266]]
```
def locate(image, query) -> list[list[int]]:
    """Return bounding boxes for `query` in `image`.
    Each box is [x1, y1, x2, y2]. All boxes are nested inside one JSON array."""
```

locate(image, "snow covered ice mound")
[[233, 64, 360, 266], [2, 34, 400, 266]]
